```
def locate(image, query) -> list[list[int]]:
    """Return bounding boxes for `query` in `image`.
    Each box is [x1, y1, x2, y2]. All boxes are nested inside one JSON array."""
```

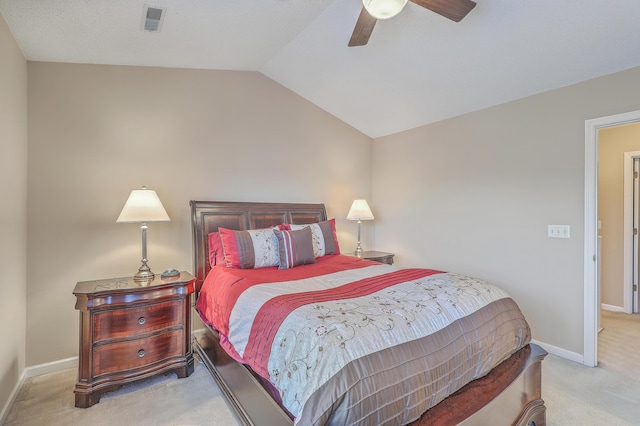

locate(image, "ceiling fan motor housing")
[[362, 0, 408, 20]]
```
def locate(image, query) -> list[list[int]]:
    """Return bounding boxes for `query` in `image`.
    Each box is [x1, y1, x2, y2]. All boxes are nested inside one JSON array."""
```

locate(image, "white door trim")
[[623, 152, 640, 314], [585, 110, 640, 367]]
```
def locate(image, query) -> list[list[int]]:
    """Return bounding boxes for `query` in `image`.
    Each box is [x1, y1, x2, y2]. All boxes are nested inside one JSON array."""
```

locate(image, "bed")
[[190, 200, 547, 426]]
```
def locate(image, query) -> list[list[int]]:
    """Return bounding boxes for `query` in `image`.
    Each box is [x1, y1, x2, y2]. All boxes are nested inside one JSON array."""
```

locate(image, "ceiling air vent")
[[142, 5, 166, 32]]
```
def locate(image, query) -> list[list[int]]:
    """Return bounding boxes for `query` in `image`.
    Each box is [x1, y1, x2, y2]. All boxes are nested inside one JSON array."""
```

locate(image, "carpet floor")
[[598, 310, 640, 379], [3, 358, 241, 426], [5, 314, 640, 426]]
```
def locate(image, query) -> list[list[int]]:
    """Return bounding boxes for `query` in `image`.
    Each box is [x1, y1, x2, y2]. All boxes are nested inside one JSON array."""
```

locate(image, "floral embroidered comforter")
[[196, 255, 531, 425]]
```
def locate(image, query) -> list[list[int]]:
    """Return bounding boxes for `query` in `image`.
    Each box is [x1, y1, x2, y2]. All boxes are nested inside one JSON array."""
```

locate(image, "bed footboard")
[[193, 328, 293, 426]]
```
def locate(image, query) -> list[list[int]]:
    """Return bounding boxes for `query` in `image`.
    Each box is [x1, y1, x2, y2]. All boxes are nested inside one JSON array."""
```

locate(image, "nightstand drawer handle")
[[138, 349, 145, 358], [138, 317, 146, 325]]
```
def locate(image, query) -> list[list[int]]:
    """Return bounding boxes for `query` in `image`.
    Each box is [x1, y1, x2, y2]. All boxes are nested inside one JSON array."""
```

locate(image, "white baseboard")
[[0, 369, 26, 425], [25, 356, 78, 378], [531, 339, 584, 365], [1, 357, 78, 423], [601, 303, 625, 312], [192, 326, 206, 335]]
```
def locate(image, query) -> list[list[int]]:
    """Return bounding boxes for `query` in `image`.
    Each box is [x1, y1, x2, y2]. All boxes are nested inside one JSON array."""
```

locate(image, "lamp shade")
[[347, 199, 375, 221], [116, 187, 170, 223], [362, 0, 408, 20]]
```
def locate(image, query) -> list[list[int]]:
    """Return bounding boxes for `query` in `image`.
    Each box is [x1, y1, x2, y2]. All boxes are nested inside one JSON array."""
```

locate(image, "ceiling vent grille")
[[142, 5, 166, 32]]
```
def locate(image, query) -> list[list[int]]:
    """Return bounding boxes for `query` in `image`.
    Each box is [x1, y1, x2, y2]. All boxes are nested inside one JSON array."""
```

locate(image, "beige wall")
[[598, 123, 640, 308], [13, 29, 640, 374], [26, 62, 372, 366], [0, 15, 28, 415], [372, 66, 640, 355]]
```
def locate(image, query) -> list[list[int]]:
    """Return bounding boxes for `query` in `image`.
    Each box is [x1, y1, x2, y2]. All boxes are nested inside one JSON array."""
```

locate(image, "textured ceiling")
[[2, 0, 640, 138]]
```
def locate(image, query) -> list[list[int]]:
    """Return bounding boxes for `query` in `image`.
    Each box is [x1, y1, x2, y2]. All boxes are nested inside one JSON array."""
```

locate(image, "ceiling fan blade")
[[348, 7, 377, 47], [410, 0, 476, 22]]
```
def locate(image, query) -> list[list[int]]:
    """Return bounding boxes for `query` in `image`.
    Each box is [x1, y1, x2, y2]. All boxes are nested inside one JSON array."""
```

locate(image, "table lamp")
[[347, 198, 375, 258], [116, 186, 170, 281]]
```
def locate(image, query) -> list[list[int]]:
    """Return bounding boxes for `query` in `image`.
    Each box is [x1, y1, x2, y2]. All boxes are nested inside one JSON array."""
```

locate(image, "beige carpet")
[[5, 341, 640, 425], [3, 359, 241, 426], [540, 309, 640, 426], [543, 354, 640, 425], [598, 310, 640, 378]]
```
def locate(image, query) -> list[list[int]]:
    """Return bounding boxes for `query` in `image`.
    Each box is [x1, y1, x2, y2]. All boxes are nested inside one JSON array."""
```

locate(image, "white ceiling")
[[2, 0, 640, 138]]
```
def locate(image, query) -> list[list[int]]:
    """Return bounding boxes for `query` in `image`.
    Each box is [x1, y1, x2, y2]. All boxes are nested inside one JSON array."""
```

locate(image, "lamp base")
[[133, 261, 155, 282], [354, 244, 363, 258]]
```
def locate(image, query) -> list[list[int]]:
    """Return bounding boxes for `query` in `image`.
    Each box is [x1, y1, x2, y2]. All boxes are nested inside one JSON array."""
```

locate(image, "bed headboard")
[[190, 200, 328, 293]]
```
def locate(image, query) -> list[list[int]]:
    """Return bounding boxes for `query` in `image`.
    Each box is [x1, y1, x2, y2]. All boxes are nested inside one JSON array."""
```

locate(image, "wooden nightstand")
[[73, 272, 195, 408], [362, 251, 395, 265]]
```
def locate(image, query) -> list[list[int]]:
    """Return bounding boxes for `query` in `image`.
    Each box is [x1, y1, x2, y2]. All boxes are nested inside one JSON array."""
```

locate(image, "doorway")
[[627, 154, 640, 313], [585, 110, 640, 367], [600, 144, 640, 315]]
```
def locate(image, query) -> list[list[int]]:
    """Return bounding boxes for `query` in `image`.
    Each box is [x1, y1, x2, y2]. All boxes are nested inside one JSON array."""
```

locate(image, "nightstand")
[[73, 272, 195, 408], [362, 251, 395, 265]]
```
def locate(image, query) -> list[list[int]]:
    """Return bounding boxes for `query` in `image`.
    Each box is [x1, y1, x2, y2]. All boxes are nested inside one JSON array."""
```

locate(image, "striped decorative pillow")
[[289, 218, 340, 258], [219, 227, 280, 269], [274, 227, 316, 270]]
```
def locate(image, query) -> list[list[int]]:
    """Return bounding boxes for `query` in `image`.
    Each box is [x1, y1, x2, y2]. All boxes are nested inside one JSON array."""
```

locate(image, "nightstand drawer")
[[93, 330, 183, 377], [93, 300, 184, 341]]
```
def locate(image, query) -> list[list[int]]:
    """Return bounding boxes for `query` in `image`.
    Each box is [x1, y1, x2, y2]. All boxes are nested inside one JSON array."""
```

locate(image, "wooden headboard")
[[190, 200, 327, 293]]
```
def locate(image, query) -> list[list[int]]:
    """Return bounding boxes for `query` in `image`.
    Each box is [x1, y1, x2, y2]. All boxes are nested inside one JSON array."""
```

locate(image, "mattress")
[[196, 255, 531, 425]]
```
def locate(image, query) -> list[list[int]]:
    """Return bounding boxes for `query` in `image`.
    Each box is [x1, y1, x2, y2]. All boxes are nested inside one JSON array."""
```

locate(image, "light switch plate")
[[548, 225, 570, 238]]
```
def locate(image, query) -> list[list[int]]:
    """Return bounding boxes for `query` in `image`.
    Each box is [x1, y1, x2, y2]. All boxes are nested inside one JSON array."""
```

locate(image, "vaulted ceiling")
[[2, 0, 639, 138]]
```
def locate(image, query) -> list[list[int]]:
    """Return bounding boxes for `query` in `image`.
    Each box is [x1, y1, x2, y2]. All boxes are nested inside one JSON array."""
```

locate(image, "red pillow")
[[208, 232, 225, 267]]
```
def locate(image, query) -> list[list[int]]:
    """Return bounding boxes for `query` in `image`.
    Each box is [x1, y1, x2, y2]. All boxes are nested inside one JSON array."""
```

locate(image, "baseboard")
[[1, 356, 78, 423], [192, 326, 206, 336], [0, 369, 26, 425], [601, 303, 625, 312], [531, 339, 584, 364], [25, 356, 78, 379]]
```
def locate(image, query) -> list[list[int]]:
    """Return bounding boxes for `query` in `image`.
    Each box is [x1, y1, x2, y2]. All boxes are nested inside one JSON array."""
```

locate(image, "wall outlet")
[[548, 225, 570, 238]]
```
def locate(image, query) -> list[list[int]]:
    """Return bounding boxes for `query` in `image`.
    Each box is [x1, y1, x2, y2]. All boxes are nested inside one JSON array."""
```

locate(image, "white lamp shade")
[[362, 0, 408, 20], [347, 199, 375, 221], [116, 188, 170, 223]]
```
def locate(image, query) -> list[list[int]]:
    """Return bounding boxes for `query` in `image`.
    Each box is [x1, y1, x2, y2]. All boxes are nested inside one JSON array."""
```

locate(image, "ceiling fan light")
[[362, 0, 408, 20]]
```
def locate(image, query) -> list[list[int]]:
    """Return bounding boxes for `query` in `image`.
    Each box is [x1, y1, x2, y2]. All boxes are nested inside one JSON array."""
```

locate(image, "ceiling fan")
[[349, 0, 476, 47]]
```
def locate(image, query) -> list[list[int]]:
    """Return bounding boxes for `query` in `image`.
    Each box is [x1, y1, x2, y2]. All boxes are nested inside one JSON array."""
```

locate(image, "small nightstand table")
[[73, 272, 195, 408], [362, 251, 395, 265]]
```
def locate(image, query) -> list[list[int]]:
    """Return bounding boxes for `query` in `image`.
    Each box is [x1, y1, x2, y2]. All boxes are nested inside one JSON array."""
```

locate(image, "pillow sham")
[[289, 218, 340, 258], [207, 232, 226, 267], [274, 227, 316, 270], [219, 227, 280, 269]]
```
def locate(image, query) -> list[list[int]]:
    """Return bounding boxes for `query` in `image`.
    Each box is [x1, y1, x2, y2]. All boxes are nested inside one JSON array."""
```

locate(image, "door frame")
[[584, 109, 640, 367]]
